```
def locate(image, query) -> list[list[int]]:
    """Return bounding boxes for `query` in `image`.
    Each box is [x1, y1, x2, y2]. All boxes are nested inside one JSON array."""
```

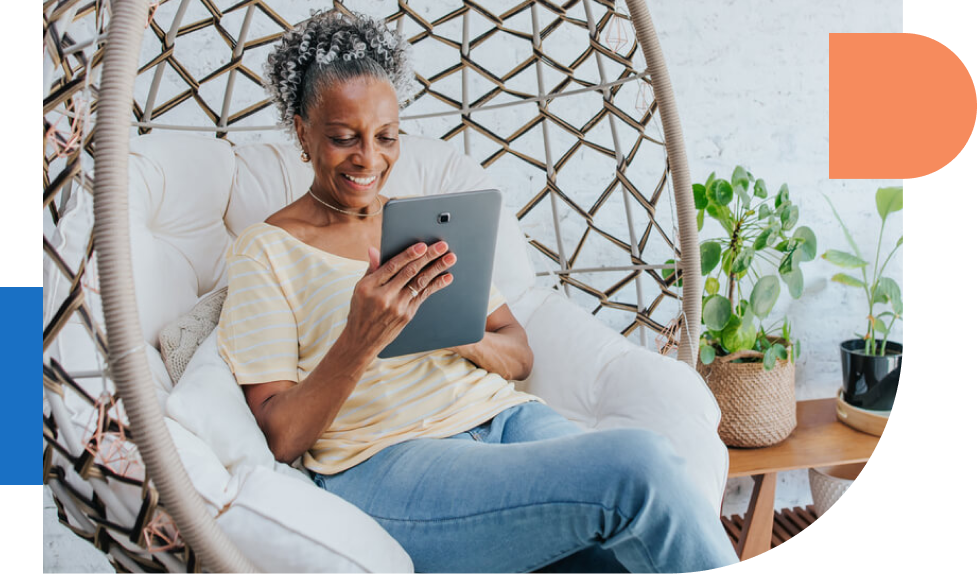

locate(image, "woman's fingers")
[[410, 271, 454, 307], [386, 241, 450, 292], [370, 242, 428, 284], [406, 251, 456, 296]]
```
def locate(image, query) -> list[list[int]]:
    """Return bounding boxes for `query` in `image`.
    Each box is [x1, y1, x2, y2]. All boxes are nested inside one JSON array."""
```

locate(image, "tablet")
[[378, 189, 501, 358]]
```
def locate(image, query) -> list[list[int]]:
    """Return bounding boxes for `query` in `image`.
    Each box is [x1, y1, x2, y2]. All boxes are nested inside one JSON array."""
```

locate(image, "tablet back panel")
[[378, 189, 501, 358]]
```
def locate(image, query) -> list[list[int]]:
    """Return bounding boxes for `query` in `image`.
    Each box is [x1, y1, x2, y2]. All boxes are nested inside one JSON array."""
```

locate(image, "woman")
[[217, 10, 737, 573]]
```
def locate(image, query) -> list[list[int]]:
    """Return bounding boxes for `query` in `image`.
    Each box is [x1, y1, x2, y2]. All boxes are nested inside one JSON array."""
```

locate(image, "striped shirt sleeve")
[[487, 283, 506, 315], [217, 253, 299, 385]]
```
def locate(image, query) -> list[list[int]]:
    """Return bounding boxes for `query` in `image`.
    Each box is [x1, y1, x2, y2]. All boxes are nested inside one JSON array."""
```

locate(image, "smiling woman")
[[211, 9, 738, 574]]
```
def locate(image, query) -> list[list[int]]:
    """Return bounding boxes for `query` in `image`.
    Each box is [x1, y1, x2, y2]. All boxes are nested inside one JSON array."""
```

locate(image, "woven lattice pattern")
[[43, 1, 689, 569]]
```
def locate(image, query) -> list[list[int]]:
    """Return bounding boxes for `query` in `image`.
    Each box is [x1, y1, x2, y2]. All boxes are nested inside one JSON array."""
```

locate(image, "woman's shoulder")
[[230, 221, 295, 260]]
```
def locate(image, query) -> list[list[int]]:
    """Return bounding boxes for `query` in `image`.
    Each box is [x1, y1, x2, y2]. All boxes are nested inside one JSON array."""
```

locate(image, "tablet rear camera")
[[438, 212, 451, 224]]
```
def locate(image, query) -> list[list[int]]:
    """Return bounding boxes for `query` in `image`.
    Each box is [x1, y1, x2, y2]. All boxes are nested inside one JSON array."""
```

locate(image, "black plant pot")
[[840, 339, 902, 411]]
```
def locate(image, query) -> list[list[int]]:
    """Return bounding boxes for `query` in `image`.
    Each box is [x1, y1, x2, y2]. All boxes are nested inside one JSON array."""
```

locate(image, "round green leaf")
[[792, 226, 818, 262], [705, 277, 720, 295], [703, 295, 733, 331], [775, 183, 790, 208], [773, 343, 788, 360], [708, 179, 734, 206], [701, 242, 722, 275], [720, 314, 757, 353], [781, 267, 805, 299], [876, 186, 904, 221], [699, 344, 716, 365], [758, 204, 772, 220], [754, 227, 774, 251], [763, 347, 777, 370], [750, 275, 781, 319], [696, 209, 705, 231], [730, 246, 754, 276], [781, 205, 799, 230], [732, 166, 752, 191], [754, 179, 768, 199]]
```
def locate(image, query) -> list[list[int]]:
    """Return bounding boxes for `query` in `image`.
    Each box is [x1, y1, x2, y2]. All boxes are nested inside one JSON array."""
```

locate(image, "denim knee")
[[588, 429, 691, 510]]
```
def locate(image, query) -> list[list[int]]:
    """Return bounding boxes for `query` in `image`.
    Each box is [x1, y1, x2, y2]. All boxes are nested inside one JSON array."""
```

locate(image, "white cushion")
[[164, 418, 234, 513], [217, 465, 413, 573], [158, 287, 227, 383], [128, 134, 236, 346], [164, 419, 410, 573], [520, 290, 635, 424], [166, 330, 304, 481], [591, 348, 726, 512], [517, 289, 725, 513]]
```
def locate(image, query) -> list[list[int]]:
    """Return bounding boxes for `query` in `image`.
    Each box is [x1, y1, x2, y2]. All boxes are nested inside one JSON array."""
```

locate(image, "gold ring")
[[408, 285, 419, 298]]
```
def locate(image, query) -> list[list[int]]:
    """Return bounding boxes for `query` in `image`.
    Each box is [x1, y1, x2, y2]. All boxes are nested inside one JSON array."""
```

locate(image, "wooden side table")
[[726, 398, 880, 560]]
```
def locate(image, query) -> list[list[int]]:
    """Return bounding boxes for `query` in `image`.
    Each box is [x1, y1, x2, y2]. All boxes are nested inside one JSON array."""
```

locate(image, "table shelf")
[[723, 398, 881, 560], [723, 505, 819, 551]]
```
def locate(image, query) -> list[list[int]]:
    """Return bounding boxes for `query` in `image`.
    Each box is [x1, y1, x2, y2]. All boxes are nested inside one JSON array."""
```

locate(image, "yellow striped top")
[[216, 222, 537, 474]]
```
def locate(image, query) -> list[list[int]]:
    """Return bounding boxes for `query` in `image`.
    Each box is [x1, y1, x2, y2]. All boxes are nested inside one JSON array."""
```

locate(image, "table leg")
[[736, 472, 777, 560]]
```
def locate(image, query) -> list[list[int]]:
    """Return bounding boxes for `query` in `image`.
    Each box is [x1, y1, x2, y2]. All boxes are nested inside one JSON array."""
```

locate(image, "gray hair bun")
[[265, 10, 413, 135]]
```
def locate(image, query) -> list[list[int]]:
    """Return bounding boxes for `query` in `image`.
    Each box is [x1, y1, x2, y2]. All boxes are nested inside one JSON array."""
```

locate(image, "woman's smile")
[[341, 173, 379, 187]]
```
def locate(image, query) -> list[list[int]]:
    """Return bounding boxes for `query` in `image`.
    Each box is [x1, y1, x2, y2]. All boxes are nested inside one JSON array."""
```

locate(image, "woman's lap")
[[313, 401, 736, 573]]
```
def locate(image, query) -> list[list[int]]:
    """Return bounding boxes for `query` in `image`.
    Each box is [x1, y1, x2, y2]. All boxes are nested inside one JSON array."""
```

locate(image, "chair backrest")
[[122, 133, 537, 346], [44, 0, 689, 351]]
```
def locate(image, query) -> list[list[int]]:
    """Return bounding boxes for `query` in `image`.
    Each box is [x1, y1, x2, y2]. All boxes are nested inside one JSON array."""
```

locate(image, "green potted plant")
[[681, 166, 818, 447], [822, 186, 903, 412]]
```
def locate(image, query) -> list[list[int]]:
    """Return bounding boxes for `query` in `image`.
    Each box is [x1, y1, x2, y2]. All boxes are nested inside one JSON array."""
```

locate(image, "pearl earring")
[[301, 150, 310, 162]]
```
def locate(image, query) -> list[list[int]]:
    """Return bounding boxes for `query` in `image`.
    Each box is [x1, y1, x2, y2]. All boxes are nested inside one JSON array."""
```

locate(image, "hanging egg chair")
[[42, 1, 716, 571]]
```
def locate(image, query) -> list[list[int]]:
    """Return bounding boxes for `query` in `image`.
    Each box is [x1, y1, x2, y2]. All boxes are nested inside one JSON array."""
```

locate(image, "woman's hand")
[[343, 240, 458, 357], [448, 304, 534, 381]]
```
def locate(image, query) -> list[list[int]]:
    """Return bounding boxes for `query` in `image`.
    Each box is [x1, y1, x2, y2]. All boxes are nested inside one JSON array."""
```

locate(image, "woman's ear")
[[293, 115, 307, 151]]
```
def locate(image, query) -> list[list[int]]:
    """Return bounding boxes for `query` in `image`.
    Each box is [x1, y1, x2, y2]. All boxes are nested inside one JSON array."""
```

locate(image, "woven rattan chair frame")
[[43, 1, 701, 570]]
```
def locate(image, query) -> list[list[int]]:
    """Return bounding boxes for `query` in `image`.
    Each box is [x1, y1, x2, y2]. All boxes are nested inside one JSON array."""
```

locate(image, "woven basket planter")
[[697, 350, 797, 447]]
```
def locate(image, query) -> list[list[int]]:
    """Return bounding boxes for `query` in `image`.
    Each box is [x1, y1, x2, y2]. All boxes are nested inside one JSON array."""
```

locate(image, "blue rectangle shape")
[[0, 287, 44, 485]]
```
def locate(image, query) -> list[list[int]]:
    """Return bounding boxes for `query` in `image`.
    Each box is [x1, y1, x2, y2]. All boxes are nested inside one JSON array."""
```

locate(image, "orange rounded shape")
[[830, 33, 977, 179]]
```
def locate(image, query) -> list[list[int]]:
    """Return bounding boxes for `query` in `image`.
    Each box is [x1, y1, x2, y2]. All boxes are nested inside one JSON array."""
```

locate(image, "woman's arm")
[[241, 329, 376, 463], [450, 304, 534, 381], [242, 242, 457, 463]]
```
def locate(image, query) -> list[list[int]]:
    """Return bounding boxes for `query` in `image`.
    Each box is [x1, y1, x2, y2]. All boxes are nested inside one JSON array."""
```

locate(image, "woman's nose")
[[352, 139, 381, 169]]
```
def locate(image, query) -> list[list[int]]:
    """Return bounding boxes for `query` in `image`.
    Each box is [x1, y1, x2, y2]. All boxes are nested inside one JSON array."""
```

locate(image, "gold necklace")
[[308, 188, 383, 218]]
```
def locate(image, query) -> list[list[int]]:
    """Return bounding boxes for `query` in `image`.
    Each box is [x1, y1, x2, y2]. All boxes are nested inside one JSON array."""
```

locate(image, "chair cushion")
[[217, 465, 413, 573], [128, 135, 237, 347], [158, 287, 227, 383], [164, 419, 411, 572]]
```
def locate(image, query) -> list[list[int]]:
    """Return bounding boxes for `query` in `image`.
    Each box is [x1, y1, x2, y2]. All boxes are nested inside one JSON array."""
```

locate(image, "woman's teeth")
[[343, 174, 377, 186]]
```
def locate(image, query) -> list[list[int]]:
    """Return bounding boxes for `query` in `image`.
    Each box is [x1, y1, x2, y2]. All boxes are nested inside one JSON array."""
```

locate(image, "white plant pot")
[[808, 462, 865, 517]]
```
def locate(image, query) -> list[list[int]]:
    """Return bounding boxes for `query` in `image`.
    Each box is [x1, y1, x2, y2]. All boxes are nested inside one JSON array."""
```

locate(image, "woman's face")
[[295, 76, 400, 211]]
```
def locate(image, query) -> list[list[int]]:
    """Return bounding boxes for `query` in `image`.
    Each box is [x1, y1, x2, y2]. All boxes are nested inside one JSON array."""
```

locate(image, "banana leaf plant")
[[668, 166, 817, 370], [821, 186, 903, 355]]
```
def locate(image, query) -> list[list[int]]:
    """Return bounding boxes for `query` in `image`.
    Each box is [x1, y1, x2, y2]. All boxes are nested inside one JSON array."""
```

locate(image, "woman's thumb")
[[367, 247, 381, 273]]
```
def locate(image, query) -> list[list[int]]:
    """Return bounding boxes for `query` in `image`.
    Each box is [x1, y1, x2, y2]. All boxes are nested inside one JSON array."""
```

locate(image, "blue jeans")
[[313, 401, 737, 573]]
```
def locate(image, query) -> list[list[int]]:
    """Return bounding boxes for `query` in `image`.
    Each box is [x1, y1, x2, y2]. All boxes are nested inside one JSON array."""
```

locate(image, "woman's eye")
[[330, 137, 356, 146], [379, 135, 398, 144]]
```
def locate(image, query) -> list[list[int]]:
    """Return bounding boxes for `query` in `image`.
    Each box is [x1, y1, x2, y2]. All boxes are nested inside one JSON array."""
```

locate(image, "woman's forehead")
[[310, 77, 399, 126]]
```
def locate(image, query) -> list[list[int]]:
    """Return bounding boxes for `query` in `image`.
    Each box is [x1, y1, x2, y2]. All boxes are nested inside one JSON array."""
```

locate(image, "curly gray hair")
[[265, 10, 413, 138]]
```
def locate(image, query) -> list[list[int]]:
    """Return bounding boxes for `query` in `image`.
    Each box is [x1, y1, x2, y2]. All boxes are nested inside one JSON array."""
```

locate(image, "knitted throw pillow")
[[158, 287, 227, 383]]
